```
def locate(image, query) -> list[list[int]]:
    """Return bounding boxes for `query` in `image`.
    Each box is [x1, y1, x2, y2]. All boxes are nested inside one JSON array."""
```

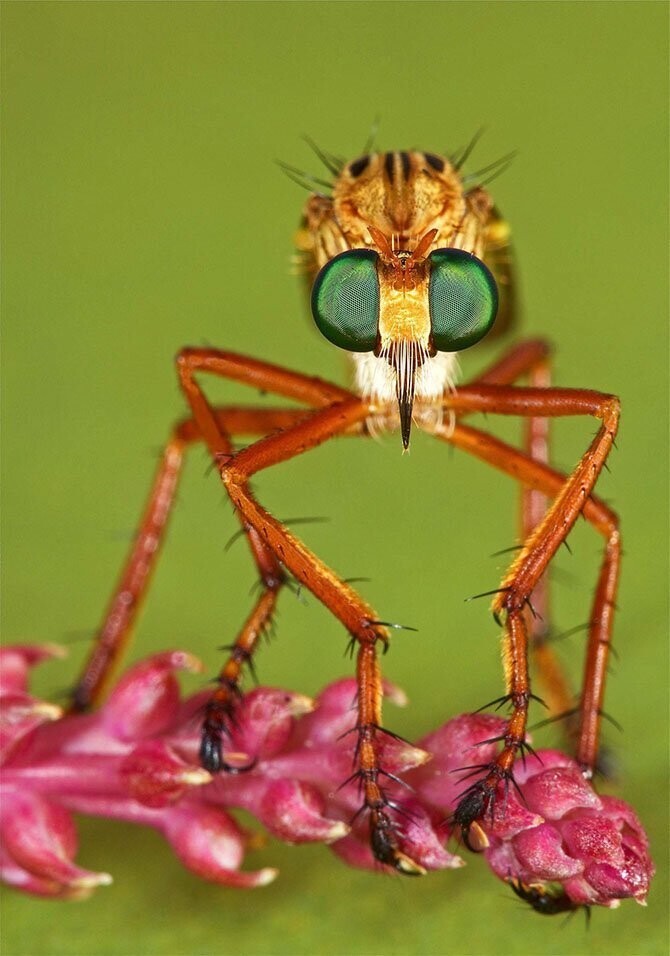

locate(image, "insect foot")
[[199, 681, 255, 775], [451, 775, 501, 851], [368, 806, 426, 876], [508, 878, 588, 917]]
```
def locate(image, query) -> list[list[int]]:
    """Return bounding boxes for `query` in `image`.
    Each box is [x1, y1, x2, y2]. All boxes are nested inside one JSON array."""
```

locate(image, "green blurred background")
[[2, 2, 667, 954]]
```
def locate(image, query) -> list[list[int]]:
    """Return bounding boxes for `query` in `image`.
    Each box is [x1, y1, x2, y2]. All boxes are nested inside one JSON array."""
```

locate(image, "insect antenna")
[[276, 160, 332, 194], [462, 150, 518, 189], [362, 116, 381, 155], [302, 136, 344, 177], [451, 127, 485, 170]]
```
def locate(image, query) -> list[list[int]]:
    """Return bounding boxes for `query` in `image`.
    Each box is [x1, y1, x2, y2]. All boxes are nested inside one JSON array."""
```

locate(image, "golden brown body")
[[297, 151, 515, 437]]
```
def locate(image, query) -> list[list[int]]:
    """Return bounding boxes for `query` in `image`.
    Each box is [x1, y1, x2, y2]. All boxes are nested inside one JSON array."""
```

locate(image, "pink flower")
[[412, 715, 654, 909], [0, 646, 654, 910], [1, 647, 277, 896]]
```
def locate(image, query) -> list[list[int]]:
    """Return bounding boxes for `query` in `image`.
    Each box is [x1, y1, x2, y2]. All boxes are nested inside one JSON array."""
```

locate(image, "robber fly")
[[71, 137, 620, 893]]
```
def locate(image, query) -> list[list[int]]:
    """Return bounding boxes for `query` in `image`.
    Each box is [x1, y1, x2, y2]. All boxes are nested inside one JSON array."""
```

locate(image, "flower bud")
[[120, 741, 211, 808], [258, 778, 349, 843], [102, 651, 201, 741], [0, 792, 111, 893], [163, 803, 277, 888]]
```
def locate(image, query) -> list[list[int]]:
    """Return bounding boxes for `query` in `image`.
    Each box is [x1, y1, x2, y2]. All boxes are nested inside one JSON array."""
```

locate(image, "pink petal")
[[0, 652, 655, 909], [102, 651, 201, 741], [231, 688, 313, 759], [509, 823, 583, 881], [562, 873, 603, 906], [0, 644, 66, 696], [584, 842, 652, 903], [293, 678, 407, 750], [379, 735, 432, 775], [163, 803, 277, 888], [331, 803, 461, 875], [0, 791, 111, 891], [415, 713, 508, 809], [329, 831, 378, 872], [419, 713, 507, 766], [0, 693, 62, 764], [486, 791, 544, 840], [600, 795, 653, 855], [119, 741, 211, 808], [560, 814, 625, 866], [512, 748, 577, 785], [485, 838, 523, 882], [258, 779, 349, 843], [386, 800, 463, 871], [0, 849, 104, 900], [522, 766, 601, 819], [292, 678, 359, 747]]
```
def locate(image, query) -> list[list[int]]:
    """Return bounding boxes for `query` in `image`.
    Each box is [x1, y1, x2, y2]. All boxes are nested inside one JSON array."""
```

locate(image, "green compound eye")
[[428, 248, 498, 351], [311, 249, 379, 352]]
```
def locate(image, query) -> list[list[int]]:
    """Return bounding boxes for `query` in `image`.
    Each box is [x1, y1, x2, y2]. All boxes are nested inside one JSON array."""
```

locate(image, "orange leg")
[[74, 350, 360, 773], [472, 340, 553, 590], [70, 406, 315, 712], [176, 349, 423, 872], [470, 341, 575, 719], [439, 421, 619, 769], [187, 404, 364, 767], [472, 338, 551, 389], [72, 351, 355, 711], [441, 384, 620, 832]]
